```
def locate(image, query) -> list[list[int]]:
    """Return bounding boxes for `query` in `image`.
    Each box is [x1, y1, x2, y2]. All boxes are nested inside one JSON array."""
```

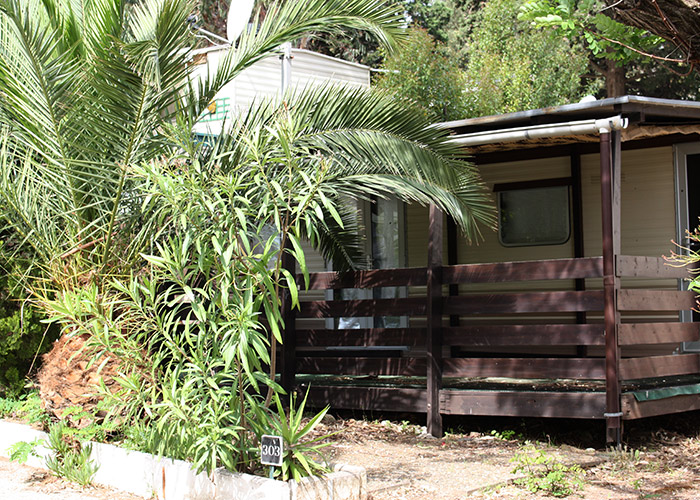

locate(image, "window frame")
[[493, 177, 573, 248]]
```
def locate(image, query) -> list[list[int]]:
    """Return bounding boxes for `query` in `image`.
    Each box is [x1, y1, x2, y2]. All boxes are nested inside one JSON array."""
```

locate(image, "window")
[[497, 182, 571, 247]]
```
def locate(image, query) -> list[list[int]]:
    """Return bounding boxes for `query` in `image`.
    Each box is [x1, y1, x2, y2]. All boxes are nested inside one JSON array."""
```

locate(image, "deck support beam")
[[427, 204, 444, 437], [601, 129, 623, 445]]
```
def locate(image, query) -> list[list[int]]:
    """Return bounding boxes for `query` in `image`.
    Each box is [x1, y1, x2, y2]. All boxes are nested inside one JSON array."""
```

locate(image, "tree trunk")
[[606, 60, 626, 97]]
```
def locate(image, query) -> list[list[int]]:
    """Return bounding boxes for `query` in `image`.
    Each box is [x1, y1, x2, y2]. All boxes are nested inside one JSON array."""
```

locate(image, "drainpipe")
[[447, 116, 628, 147], [280, 42, 292, 94]]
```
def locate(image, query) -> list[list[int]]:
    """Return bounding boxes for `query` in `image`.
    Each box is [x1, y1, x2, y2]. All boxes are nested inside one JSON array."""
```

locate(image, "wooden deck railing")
[[283, 255, 699, 434]]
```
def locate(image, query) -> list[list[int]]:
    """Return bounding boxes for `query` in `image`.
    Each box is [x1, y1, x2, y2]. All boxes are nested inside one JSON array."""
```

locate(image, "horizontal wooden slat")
[[443, 291, 604, 315], [304, 386, 427, 413], [620, 354, 700, 380], [296, 328, 426, 347], [622, 392, 700, 420], [299, 267, 427, 290], [617, 290, 697, 311], [297, 357, 426, 376], [443, 357, 605, 380], [441, 390, 606, 419], [298, 297, 425, 318], [618, 322, 700, 345], [443, 324, 605, 346], [616, 255, 692, 279], [443, 257, 603, 284]]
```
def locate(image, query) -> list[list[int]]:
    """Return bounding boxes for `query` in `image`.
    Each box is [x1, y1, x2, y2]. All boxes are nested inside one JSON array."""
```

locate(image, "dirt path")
[[320, 418, 700, 499]]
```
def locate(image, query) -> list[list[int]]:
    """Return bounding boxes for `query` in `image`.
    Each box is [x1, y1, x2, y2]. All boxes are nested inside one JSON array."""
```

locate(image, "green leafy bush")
[[0, 391, 48, 425], [0, 250, 58, 396]]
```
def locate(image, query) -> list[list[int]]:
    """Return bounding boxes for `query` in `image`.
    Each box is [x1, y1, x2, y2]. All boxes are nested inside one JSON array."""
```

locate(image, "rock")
[[321, 414, 337, 425]]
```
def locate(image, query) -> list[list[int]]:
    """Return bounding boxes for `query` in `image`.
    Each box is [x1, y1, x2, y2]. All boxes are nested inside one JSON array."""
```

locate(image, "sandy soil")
[[0, 457, 141, 500], [318, 417, 700, 500]]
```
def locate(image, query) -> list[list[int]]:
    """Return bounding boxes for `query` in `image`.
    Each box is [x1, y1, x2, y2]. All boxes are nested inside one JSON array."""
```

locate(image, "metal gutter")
[[447, 115, 629, 147], [439, 96, 700, 132]]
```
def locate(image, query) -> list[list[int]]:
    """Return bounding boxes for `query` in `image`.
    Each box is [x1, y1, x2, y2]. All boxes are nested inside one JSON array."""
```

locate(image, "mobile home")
[[284, 96, 700, 443]]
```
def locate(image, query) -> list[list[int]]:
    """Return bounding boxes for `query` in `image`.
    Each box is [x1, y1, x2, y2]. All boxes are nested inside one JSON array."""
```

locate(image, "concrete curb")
[[0, 420, 366, 500]]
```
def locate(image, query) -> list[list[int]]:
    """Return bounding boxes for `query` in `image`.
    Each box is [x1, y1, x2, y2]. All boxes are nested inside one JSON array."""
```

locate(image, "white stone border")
[[0, 420, 366, 500]]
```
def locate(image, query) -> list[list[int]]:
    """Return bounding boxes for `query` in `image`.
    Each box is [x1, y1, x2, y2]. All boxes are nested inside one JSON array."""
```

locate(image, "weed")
[[8, 421, 98, 487], [607, 444, 642, 472], [0, 391, 48, 425], [7, 438, 42, 464], [44, 421, 98, 486], [511, 444, 584, 497], [491, 429, 516, 441], [250, 389, 335, 481]]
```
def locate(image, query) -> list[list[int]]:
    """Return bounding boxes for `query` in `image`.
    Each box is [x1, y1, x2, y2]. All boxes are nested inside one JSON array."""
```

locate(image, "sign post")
[[260, 435, 283, 479]]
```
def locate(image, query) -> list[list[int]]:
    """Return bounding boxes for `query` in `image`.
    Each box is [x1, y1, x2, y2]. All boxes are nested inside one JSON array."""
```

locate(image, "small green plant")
[[7, 438, 42, 464], [607, 444, 642, 473], [8, 420, 99, 487], [511, 445, 584, 497], [0, 391, 48, 425], [491, 429, 516, 441], [252, 389, 335, 482], [44, 422, 99, 486]]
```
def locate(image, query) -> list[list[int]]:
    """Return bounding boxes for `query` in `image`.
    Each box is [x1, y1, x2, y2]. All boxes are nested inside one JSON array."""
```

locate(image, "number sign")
[[260, 435, 283, 467]]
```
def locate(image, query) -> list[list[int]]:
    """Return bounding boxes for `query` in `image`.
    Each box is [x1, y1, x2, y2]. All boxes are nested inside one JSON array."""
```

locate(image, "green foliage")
[[374, 27, 468, 121], [491, 429, 517, 441], [465, 0, 597, 117], [304, 0, 455, 65], [0, 391, 49, 425], [1, 0, 495, 483], [402, 0, 453, 43], [251, 390, 335, 481], [519, 0, 663, 64], [7, 438, 42, 464], [518, 0, 700, 98], [0, 248, 58, 396], [44, 422, 99, 487], [511, 445, 584, 497], [0, 0, 409, 287]]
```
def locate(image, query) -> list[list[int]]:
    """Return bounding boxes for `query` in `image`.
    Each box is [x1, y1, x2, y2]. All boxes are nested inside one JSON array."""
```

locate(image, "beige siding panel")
[[298, 238, 327, 303], [192, 48, 370, 136], [580, 146, 675, 259], [581, 146, 677, 292]]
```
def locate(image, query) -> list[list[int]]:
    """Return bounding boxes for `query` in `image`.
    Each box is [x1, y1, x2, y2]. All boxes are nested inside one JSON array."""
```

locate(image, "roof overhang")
[[438, 96, 700, 155]]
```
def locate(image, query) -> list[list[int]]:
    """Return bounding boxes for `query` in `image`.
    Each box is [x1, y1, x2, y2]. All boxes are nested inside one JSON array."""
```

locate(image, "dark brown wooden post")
[[280, 241, 297, 395], [427, 204, 444, 437], [601, 130, 622, 445]]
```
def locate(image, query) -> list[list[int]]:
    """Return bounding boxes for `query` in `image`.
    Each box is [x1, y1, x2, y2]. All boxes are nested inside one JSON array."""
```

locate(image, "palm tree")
[[0, 0, 409, 282], [0, 0, 495, 439]]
